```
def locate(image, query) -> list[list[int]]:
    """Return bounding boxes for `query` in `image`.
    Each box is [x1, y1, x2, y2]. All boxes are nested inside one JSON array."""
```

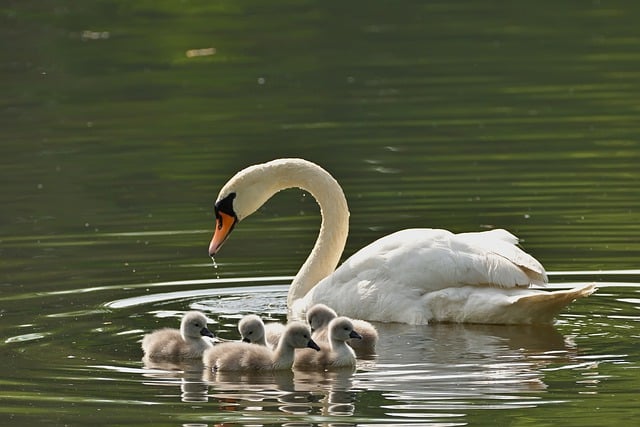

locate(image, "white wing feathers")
[[331, 229, 547, 294], [455, 229, 547, 286]]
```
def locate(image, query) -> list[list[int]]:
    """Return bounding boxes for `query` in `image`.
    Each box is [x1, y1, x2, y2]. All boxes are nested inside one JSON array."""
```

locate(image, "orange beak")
[[208, 211, 237, 256]]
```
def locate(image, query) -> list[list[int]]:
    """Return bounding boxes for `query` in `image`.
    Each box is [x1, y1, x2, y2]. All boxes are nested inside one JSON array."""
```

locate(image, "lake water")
[[1, 1, 639, 425]]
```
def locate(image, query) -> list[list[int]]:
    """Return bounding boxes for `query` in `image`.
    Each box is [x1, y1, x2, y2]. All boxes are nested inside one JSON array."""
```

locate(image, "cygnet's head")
[[306, 303, 337, 331], [328, 317, 362, 342], [238, 314, 266, 344], [180, 311, 214, 339], [283, 322, 321, 351]]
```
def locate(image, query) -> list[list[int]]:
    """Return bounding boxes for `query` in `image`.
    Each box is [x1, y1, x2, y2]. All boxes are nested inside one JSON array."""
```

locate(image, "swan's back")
[[300, 228, 554, 323], [455, 229, 547, 284], [345, 228, 547, 289]]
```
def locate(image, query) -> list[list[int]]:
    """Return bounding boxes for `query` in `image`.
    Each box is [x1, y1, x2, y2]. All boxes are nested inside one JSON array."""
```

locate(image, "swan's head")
[[238, 314, 266, 344], [181, 311, 214, 339], [209, 161, 291, 256], [328, 317, 362, 342]]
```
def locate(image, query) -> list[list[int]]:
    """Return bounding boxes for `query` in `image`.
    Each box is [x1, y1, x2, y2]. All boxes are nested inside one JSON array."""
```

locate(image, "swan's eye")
[[215, 193, 237, 218]]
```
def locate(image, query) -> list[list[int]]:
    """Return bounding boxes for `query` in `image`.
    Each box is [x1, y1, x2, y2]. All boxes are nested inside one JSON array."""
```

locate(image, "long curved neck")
[[222, 159, 350, 306], [281, 161, 350, 306]]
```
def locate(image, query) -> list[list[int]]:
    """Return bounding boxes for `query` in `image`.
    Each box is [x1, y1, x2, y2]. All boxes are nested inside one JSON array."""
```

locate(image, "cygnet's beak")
[[242, 337, 251, 343], [209, 211, 237, 256], [200, 327, 215, 338], [307, 338, 321, 351], [349, 330, 362, 340]]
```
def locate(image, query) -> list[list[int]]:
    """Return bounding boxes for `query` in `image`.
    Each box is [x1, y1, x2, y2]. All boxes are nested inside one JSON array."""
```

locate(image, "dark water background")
[[1, 1, 639, 425]]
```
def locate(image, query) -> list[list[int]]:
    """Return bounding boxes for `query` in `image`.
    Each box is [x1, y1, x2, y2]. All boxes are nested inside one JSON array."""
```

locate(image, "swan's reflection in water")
[[367, 322, 574, 412], [142, 358, 209, 403], [202, 364, 357, 416], [293, 369, 357, 416], [141, 322, 578, 420]]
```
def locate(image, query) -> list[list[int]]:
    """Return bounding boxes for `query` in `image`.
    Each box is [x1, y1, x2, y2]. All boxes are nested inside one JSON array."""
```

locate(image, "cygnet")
[[141, 311, 214, 360], [238, 314, 285, 349], [294, 316, 361, 370], [306, 303, 378, 354], [203, 321, 320, 371]]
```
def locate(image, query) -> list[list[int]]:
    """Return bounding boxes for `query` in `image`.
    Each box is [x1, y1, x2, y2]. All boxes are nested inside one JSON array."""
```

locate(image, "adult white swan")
[[208, 158, 595, 324]]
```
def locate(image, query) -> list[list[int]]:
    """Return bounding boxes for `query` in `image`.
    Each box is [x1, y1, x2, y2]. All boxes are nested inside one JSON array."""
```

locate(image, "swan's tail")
[[511, 283, 597, 324]]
